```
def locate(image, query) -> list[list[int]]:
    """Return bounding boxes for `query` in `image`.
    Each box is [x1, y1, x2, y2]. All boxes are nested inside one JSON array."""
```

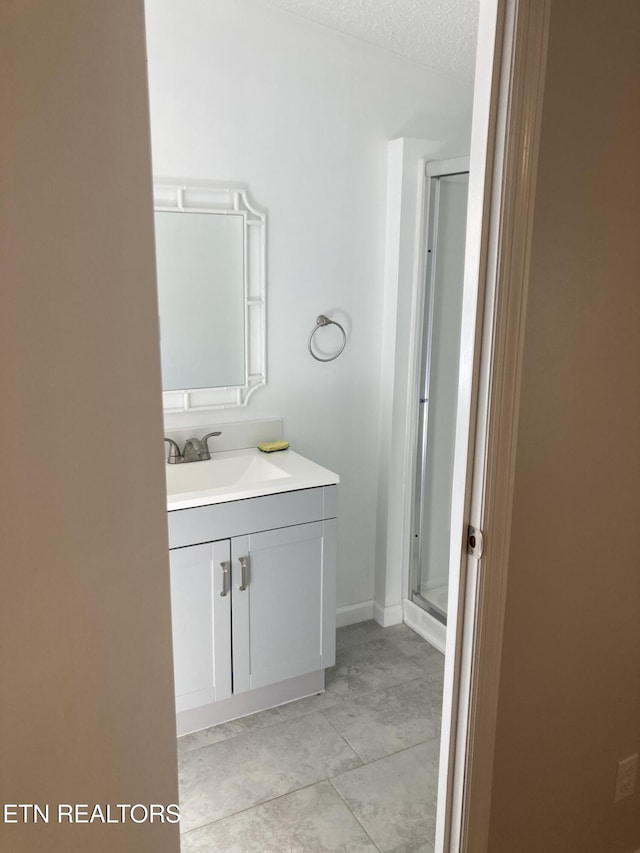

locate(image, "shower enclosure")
[[410, 158, 469, 625]]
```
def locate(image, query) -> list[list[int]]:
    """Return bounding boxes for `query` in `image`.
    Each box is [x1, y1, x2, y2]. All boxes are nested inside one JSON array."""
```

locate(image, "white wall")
[[145, 0, 473, 611], [488, 1, 640, 850], [0, 2, 179, 851]]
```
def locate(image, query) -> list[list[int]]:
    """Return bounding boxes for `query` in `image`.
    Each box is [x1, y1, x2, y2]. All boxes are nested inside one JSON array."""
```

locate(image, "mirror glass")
[[155, 211, 245, 390], [153, 183, 266, 411]]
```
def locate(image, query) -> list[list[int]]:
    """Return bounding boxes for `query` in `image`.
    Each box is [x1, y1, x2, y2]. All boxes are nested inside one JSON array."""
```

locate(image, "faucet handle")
[[164, 437, 183, 464], [202, 431, 222, 455]]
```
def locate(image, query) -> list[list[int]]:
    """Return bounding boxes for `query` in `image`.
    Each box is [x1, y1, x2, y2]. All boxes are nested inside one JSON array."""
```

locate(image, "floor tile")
[[323, 677, 441, 762], [180, 781, 377, 852], [385, 627, 445, 679], [336, 620, 388, 650], [380, 623, 425, 644], [178, 707, 284, 754], [278, 622, 432, 719], [178, 711, 361, 832], [330, 639, 425, 693], [412, 656, 445, 684], [331, 741, 440, 851], [276, 685, 342, 720], [384, 624, 436, 655], [389, 842, 435, 853], [403, 646, 445, 683], [278, 639, 424, 720]]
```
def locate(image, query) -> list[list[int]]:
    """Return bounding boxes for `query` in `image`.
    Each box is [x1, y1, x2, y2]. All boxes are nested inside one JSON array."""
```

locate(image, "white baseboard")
[[336, 600, 374, 628], [373, 601, 403, 627], [403, 598, 447, 654], [176, 670, 324, 737]]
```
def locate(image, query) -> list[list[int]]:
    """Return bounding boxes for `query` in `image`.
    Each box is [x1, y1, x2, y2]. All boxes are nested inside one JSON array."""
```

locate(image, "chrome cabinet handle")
[[219, 561, 230, 597], [238, 556, 249, 591]]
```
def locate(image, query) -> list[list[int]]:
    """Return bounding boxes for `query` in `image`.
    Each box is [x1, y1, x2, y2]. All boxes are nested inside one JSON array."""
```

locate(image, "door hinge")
[[467, 525, 484, 559]]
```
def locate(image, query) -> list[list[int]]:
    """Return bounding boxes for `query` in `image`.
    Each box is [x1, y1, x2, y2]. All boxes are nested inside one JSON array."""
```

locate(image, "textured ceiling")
[[262, 0, 479, 80]]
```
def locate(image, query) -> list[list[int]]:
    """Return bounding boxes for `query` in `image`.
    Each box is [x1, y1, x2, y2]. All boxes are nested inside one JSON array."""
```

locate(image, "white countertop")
[[166, 447, 339, 511]]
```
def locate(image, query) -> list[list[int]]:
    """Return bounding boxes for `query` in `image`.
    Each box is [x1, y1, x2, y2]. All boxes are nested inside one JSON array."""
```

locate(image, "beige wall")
[[0, 2, 179, 851], [488, 1, 640, 851]]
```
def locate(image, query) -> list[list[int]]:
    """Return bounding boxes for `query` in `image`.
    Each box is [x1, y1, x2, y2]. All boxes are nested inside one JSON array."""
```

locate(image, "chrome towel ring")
[[308, 314, 347, 362]]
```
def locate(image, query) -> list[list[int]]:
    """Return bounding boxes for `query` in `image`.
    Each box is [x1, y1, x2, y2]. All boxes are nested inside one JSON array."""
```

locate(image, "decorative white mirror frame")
[[153, 180, 267, 411]]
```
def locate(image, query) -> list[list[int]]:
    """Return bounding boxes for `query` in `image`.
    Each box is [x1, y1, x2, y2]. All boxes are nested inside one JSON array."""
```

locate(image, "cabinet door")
[[231, 520, 336, 694], [169, 540, 232, 712]]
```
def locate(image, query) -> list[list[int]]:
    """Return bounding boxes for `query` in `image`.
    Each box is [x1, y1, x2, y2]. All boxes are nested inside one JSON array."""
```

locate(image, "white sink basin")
[[166, 453, 289, 494], [165, 447, 339, 510]]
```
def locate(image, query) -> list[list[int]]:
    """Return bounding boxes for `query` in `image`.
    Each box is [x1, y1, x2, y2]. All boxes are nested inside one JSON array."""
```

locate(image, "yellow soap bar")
[[257, 440, 290, 453]]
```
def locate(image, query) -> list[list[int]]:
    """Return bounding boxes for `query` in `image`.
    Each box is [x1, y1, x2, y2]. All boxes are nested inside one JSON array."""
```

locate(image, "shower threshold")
[[411, 587, 448, 625]]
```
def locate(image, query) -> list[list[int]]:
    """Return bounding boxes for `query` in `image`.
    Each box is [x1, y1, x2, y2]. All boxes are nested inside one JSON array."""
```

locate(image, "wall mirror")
[[153, 182, 266, 411]]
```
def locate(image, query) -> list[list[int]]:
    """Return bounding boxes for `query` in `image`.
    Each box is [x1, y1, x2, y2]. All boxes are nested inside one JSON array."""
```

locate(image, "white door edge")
[[437, 1, 552, 852]]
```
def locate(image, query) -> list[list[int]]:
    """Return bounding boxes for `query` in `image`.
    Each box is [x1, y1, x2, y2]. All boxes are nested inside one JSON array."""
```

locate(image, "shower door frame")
[[410, 158, 470, 625]]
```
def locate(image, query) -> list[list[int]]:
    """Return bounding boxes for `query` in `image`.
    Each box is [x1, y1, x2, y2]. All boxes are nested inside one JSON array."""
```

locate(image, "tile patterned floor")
[[178, 621, 444, 852]]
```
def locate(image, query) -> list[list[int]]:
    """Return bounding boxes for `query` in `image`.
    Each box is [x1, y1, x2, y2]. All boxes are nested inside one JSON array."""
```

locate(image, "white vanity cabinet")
[[167, 485, 337, 735], [169, 540, 232, 710]]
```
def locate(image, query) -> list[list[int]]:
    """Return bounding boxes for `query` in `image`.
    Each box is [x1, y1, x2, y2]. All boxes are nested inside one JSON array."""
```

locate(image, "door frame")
[[437, 0, 552, 850]]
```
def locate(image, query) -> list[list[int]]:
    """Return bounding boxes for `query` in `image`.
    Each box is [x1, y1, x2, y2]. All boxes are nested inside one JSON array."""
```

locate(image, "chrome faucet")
[[164, 437, 182, 464], [164, 431, 222, 464]]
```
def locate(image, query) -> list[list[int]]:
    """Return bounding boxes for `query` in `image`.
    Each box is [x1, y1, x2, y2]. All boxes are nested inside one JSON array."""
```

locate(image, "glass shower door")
[[411, 164, 469, 624]]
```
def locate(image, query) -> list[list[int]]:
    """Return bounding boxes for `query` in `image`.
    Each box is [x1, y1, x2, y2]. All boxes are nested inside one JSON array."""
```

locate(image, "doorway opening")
[[144, 0, 540, 848]]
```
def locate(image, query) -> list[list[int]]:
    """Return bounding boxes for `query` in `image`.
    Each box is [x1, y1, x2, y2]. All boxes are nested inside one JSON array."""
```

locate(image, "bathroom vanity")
[[155, 184, 340, 735], [165, 447, 339, 736]]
